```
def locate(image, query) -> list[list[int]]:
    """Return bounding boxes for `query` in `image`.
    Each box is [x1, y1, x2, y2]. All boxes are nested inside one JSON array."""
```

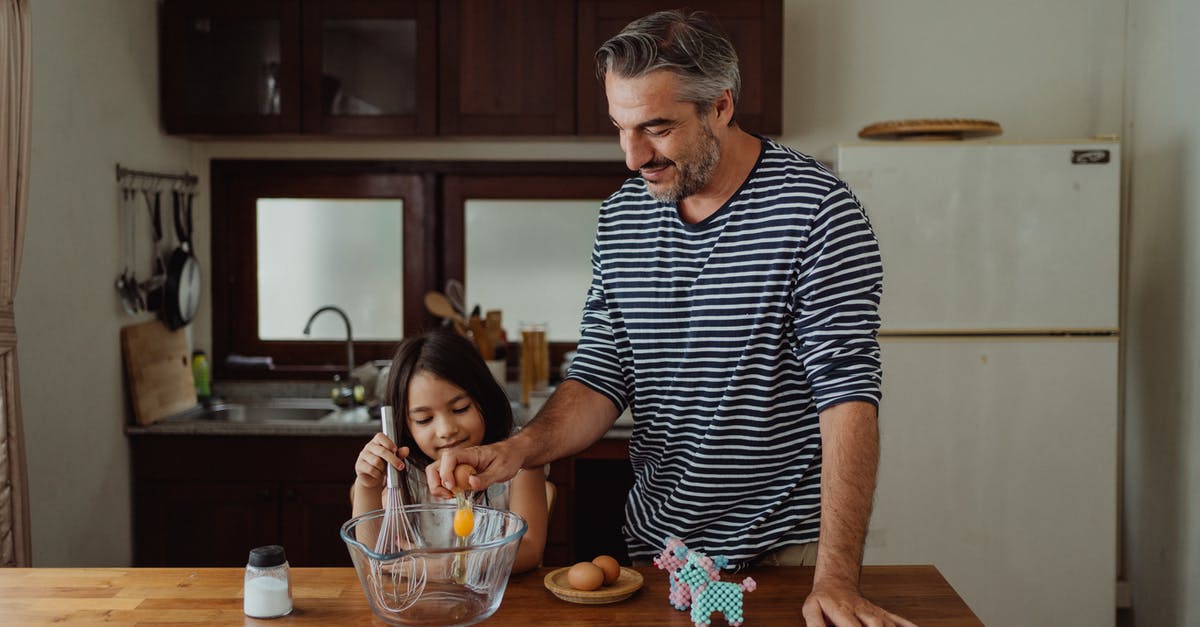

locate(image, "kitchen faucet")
[[303, 305, 358, 406]]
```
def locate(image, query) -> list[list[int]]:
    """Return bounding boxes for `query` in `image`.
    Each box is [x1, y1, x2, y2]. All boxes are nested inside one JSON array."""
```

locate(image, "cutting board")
[[121, 319, 196, 425]]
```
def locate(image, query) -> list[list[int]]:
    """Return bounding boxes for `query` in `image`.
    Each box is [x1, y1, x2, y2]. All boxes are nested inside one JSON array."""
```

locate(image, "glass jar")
[[243, 545, 292, 618]]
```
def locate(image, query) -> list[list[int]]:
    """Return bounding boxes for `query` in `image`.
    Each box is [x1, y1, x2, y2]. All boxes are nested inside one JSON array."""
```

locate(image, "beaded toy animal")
[[653, 537, 694, 609], [675, 551, 756, 627], [653, 537, 731, 610]]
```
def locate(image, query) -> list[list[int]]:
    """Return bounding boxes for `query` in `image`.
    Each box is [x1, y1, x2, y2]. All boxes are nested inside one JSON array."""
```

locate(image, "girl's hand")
[[354, 432, 409, 490]]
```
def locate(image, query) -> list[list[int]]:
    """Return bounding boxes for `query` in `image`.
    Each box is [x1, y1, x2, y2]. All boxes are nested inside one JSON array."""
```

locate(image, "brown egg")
[[591, 554, 620, 585], [566, 561, 605, 591], [453, 463, 474, 492]]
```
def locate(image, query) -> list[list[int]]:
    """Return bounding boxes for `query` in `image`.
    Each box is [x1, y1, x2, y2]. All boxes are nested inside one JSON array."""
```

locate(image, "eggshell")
[[591, 555, 620, 585], [453, 464, 474, 492], [566, 561, 605, 591]]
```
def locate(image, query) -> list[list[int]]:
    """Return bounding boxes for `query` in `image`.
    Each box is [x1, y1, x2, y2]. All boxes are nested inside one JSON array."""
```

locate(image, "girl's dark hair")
[[384, 329, 513, 468]]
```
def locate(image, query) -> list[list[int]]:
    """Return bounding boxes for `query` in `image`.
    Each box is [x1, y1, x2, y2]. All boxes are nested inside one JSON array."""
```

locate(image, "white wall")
[[1122, 0, 1200, 624], [18, 0, 191, 565], [22, 10, 1176, 622]]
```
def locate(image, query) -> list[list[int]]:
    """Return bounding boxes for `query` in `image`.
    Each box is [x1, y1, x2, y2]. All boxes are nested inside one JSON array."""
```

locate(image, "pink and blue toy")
[[675, 552, 757, 627], [653, 536, 755, 626], [653, 537, 698, 610]]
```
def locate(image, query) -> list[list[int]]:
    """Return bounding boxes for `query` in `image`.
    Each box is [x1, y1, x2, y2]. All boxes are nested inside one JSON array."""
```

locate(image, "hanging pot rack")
[[114, 163, 203, 326], [116, 163, 199, 191]]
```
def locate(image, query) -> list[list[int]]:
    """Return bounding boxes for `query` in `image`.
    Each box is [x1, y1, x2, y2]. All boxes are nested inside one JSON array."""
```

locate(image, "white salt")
[[244, 576, 292, 618]]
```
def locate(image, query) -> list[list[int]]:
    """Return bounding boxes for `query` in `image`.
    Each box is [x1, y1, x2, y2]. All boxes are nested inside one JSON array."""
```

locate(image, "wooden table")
[[0, 565, 981, 625]]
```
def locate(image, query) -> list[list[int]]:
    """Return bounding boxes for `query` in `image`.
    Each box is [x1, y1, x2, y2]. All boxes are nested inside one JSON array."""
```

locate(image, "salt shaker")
[[244, 545, 293, 618]]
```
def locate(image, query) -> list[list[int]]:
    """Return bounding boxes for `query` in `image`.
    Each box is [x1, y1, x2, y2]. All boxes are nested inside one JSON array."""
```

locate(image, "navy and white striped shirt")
[[566, 136, 883, 568]]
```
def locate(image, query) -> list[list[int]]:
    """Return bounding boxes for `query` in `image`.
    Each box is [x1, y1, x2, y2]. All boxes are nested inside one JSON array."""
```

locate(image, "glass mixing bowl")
[[341, 504, 527, 626]]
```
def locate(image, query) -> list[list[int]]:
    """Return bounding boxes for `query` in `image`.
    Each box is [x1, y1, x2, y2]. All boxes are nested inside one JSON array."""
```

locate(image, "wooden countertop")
[[0, 565, 981, 625]]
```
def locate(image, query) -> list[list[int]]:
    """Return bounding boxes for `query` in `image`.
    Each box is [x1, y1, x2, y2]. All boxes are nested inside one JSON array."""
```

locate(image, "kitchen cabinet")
[[159, 0, 301, 134], [438, 0, 575, 135], [132, 431, 632, 568], [131, 434, 363, 567], [134, 481, 279, 567], [301, 0, 437, 135], [160, 0, 436, 136], [576, 0, 782, 136], [544, 438, 633, 566], [162, 0, 781, 137]]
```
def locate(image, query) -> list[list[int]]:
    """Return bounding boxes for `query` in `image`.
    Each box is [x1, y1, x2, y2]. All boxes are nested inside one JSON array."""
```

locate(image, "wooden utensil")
[[121, 319, 196, 425], [424, 291, 469, 337], [466, 314, 488, 358], [485, 309, 503, 355]]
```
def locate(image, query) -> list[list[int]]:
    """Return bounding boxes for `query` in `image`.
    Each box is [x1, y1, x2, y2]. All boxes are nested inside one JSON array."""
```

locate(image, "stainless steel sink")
[[167, 398, 371, 425]]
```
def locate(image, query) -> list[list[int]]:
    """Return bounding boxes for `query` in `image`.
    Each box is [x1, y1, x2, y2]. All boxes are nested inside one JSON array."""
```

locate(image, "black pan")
[[161, 189, 200, 330]]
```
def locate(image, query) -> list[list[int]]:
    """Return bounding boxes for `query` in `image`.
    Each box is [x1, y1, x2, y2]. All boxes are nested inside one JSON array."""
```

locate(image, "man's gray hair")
[[595, 10, 741, 121]]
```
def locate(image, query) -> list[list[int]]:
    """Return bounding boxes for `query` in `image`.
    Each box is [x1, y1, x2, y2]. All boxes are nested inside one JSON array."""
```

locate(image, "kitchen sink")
[[167, 398, 372, 425]]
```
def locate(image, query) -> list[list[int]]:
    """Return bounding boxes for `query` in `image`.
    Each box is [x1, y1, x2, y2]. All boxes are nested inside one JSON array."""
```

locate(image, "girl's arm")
[[507, 466, 549, 573]]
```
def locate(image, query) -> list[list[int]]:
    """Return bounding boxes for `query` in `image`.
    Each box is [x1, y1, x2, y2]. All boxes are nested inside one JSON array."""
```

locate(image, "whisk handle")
[[379, 405, 403, 490]]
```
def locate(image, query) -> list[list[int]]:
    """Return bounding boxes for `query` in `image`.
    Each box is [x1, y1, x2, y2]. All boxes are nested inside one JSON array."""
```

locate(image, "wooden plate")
[[858, 118, 1002, 140], [543, 566, 644, 604]]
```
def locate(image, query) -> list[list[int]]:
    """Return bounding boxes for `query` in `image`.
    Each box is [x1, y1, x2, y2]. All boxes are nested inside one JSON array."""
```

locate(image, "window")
[[211, 162, 435, 378], [256, 198, 405, 341], [211, 161, 628, 379], [443, 174, 622, 373]]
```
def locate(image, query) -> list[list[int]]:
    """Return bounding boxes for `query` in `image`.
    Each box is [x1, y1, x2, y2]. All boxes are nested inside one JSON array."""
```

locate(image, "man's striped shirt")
[[566, 136, 883, 568]]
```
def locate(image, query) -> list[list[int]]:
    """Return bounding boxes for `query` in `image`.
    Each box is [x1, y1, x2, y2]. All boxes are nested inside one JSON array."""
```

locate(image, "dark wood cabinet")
[[135, 480, 280, 567], [160, 0, 436, 136], [160, 0, 302, 134], [576, 0, 782, 136], [162, 0, 781, 137], [131, 431, 631, 568], [302, 0, 437, 135], [280, 482, 363, 567], [544, 438, 633, 566], [438, 0, 576, 135], [132, 435, 364, 567]]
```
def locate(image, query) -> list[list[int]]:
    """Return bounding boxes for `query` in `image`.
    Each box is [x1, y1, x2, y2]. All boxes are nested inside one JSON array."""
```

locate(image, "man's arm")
[[803, 400, 915, 626], [428, 379, 620, 497]]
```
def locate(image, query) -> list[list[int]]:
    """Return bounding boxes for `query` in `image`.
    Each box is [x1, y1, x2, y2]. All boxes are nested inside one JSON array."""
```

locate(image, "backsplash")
[[216, 380, 333, 401]]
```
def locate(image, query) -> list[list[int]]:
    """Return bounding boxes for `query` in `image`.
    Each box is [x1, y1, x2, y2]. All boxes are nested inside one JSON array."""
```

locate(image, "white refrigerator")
[[836, 140, 1120, 627]]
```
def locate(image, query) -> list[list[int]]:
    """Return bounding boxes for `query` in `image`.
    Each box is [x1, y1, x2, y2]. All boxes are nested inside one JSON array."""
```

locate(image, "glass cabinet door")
[[161, 0, 301, 134], [302, 0, 437, 135]]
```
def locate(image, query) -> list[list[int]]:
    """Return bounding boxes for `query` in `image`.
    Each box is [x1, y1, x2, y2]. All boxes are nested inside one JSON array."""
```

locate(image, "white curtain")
[[0, 0, 32, 568]]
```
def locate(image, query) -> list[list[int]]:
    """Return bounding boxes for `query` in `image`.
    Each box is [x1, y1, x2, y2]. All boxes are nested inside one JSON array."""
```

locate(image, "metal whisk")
[[370, 405, 427, 612]]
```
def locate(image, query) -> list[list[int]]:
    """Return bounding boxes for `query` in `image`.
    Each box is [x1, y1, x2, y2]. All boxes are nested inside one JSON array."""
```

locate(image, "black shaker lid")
[[248, 544, 287, 567]]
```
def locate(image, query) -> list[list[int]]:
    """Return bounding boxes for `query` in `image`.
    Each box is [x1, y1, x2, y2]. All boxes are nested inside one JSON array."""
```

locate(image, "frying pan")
[[161, 189, 201, 330]]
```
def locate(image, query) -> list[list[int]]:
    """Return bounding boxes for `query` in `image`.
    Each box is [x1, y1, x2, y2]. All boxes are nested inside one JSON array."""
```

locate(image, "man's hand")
[[425, 437, 528, 499], [424, 380, 619, 498], [802, 580, 917, 627]]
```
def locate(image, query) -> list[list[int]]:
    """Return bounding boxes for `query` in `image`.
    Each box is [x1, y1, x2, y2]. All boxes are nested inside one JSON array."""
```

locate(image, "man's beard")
[[645, 123, 721, 204]]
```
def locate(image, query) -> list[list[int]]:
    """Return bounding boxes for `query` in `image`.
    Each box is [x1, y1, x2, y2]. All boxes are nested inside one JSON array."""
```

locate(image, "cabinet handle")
[[283, 488, 295, 502], [257, 488, 273, 501]]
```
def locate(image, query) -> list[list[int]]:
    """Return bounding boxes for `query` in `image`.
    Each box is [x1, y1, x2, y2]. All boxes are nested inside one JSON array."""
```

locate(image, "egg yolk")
[[453, 507, 475, 537]]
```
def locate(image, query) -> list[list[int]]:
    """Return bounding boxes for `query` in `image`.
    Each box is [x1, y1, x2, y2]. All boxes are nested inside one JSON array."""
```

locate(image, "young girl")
[[351, 329, 547, 573]]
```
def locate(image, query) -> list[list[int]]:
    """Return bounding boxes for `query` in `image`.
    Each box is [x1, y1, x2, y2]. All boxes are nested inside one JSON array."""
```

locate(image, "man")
[[430, 10, 911, 626]]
